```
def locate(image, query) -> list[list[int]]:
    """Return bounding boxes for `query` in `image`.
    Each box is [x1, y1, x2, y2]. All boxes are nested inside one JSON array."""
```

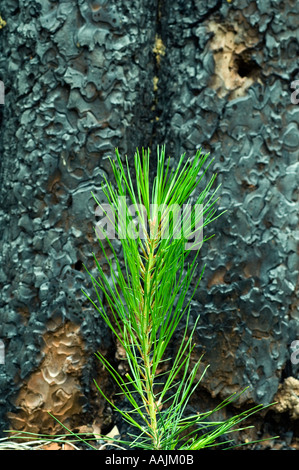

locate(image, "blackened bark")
[[0, 0, 298, 448]]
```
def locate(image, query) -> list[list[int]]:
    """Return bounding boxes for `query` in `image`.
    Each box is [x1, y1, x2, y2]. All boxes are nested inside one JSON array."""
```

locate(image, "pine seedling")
[[6, 147, 277, 450], [82, 146, 274, 450]]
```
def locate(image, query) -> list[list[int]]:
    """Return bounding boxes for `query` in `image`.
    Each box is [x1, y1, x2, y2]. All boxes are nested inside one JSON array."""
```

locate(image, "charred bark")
[[0, 0, 298, 448]]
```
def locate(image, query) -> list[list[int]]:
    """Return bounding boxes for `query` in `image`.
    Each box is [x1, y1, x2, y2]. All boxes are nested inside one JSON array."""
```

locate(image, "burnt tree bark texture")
[[0, 0, 298, 448]]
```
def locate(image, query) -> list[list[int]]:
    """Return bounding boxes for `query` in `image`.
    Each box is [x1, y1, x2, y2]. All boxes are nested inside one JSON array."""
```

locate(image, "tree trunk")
[[0, 0, 298, 448]]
